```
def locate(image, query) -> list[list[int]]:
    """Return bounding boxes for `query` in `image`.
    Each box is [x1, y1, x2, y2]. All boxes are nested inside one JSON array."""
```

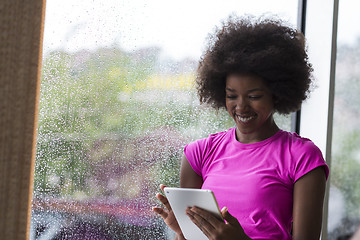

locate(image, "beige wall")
[[0, 0, 46, 239]]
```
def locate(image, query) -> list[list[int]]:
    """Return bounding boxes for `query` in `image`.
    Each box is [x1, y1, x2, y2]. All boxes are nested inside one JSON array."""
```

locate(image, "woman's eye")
[[249, 95, 262, 100], [226, 95, 236, 99]]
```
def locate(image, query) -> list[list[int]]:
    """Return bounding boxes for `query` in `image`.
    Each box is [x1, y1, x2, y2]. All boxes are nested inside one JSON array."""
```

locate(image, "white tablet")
[[163, 187, 223, 240]]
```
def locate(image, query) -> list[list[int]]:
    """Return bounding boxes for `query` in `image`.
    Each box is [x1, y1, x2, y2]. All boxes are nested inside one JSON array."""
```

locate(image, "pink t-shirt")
[[184, 128, 329, 240]]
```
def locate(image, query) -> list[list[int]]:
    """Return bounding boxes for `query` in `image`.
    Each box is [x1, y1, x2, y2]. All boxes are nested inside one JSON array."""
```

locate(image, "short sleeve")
[[184, 137, 210, 177], [293, 141, 329, 183]]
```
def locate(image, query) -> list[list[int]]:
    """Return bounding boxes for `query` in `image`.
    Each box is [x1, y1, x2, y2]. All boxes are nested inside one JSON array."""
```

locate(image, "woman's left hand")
[[186, 206, 251, 240]]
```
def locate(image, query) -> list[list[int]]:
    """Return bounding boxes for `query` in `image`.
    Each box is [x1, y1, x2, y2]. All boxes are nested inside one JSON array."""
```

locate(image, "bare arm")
[[180, 154, 203, 188], [292, 166, 327, 240]]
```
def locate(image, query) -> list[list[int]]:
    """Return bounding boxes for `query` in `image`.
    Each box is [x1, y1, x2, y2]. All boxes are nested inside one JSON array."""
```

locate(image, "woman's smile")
[[225, 73, 279, 143], [235, 114, 257, 124]]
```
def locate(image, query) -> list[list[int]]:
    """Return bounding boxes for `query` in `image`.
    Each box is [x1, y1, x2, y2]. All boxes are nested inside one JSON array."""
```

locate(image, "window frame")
[[0, 0, 46, 239]]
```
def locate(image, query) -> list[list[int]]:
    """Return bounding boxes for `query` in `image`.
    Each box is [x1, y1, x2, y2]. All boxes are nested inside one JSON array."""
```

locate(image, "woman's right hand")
[[152, 184, 183, 237]]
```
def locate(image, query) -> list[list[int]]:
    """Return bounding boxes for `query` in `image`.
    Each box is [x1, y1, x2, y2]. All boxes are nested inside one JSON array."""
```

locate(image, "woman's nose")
[[235, 97, 248, 111]]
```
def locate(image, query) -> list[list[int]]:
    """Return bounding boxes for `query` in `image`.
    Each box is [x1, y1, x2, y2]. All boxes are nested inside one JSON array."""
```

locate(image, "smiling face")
[[225, 73, 279, 143]]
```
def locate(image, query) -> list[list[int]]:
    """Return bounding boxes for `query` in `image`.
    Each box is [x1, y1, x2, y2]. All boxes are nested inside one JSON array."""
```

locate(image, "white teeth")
[[237, 115, 255, 123]]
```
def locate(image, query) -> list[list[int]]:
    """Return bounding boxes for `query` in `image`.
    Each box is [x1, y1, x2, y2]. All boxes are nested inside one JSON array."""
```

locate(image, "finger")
[[221, 207, 241, 226], [156, 193, 172, 211], [186, 208, 213, 238], [160, 184, 167, 192], [191, 206, 224, 226], [152, 207, 168, 220]]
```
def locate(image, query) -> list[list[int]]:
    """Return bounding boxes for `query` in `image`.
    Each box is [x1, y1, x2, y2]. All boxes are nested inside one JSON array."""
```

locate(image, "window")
[[328, 0, 360, 238], [31, 1, 298, 239]]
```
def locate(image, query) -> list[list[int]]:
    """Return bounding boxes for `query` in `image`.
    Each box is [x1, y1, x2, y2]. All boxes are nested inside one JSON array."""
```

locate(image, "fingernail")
[[221, 206, 228, 211]]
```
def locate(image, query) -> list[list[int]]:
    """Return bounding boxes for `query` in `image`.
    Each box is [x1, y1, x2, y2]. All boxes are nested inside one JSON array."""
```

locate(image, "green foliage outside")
[[331, 129, 360, 218]]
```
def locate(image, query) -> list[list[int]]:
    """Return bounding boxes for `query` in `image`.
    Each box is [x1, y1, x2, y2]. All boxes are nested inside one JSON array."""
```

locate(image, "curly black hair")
[[196, 15, 313, 114]]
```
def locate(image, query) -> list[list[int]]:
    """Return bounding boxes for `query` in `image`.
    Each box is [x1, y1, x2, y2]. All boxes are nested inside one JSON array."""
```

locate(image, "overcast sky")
[[43, 0, 360, 61], [43, 0, 298, 60]]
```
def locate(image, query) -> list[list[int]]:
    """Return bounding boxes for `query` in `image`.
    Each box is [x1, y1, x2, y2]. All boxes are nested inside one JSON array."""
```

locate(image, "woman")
[[152, 15, 329, 240]]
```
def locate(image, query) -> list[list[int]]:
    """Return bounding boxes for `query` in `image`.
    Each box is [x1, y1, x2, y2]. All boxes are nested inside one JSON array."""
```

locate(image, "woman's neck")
[[235, 118, 280, 144]]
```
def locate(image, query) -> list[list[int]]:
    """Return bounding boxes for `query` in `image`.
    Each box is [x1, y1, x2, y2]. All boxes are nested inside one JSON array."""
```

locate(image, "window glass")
[[31, 1, 297, 239], [328, 1, 360, 239]]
